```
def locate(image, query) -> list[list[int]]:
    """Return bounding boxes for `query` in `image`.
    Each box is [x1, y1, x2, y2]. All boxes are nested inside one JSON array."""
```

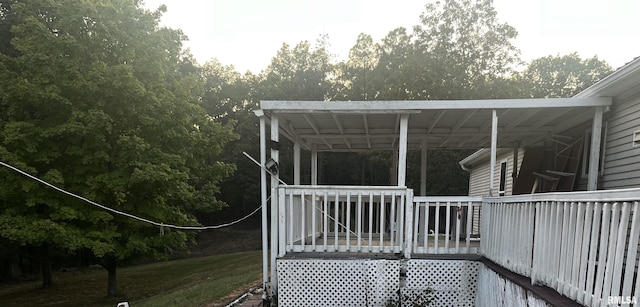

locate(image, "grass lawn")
[[0, 251, 262, 307]]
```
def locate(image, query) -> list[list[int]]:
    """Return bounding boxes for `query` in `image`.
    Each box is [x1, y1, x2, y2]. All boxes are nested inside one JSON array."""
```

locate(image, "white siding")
[[602, 95, 640, 189], [468, 149, 525, 196]]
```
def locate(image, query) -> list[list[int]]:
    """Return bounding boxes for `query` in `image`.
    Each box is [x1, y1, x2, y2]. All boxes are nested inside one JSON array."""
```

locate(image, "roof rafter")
[[303, 114, 333, 150], [332, 114, 352, 149], [363, 114, 372, 149]]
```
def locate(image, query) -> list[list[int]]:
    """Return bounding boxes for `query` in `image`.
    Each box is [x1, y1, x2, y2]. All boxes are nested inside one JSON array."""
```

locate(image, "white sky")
[[142, 0, 640, 74]]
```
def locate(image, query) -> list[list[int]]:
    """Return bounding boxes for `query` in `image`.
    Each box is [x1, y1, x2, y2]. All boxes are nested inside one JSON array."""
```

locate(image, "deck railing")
[[277, 185, 412, 256], [482, 188, 640, 307], [274, 185, 640, 305], [411, 196, 482, 255]]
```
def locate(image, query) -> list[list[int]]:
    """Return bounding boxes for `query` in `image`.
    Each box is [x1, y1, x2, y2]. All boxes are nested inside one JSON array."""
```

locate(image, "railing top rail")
[[280, 185, 410, 193], [413, 196, 483, 202], [484, 187, 640, 203]]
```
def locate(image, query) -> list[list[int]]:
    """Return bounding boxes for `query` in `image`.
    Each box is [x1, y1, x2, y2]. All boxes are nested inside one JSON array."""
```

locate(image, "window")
[[499, 161, 507, 196], [634, 130, 640, 148]]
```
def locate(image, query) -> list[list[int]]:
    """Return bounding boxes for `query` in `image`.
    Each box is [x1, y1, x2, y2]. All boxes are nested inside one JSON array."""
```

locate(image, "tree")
[[199, 60, 261, 223], [334, 33, 379, 100], [259, 37, 334, 101], [521, 53, 613, 98], [412, 0, 521, 99], [0, 0, 235, 295]]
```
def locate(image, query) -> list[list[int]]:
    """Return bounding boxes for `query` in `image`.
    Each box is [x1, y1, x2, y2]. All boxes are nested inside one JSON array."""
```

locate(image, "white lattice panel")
[[276, 259, 399, 307], [406, 260, 480, 307], [367, 260, 401, 306], [277, 259, 552, 306]]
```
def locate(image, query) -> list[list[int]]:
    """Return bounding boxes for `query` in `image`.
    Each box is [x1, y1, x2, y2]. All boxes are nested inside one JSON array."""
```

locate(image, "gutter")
[[458, 149, 490, 172]]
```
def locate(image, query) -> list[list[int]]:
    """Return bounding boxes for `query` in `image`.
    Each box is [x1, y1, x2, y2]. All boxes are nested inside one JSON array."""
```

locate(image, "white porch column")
[[391, 148, 398, 186], [293, 142, 301, 185], [398, 114, 409, 187], [311, 144, 318, 185], [489, 110, 498, 196], [587, 106, 604, 191], [420, 138, 427, 195], [269, 113, 279, 295], [258, 112, 269, 296]]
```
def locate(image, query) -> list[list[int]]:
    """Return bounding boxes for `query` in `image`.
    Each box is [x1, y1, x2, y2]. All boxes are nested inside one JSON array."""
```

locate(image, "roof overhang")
[[257, 97, 612, 152], [574, 56, 640, 100]]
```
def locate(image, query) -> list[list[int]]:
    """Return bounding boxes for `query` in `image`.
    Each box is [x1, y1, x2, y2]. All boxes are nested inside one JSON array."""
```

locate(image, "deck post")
[[269, 113, 279, 295], [404, 189, 414, 259], [293, 141, 301, 185], [420, 138, 427, 195], [489, 110, 498, 196], [398, 114, 409, 187], [258, 112, 269, 299], [392, 148, 398, 185], [587, 106, 603, 191], [311, 144, 317, 185]]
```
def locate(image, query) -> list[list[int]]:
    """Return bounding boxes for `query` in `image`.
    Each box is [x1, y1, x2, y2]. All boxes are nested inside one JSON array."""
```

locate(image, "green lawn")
[[0, 251, 262, 307]]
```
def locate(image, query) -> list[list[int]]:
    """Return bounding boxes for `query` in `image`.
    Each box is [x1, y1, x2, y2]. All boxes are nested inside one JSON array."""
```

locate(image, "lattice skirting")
[[276, 259, 480, 307], [405, 260, 479, 306]]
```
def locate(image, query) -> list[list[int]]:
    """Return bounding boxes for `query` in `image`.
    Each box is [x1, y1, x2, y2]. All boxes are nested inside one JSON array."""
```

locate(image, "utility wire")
[[242, 152, 367, 244], [0, 161, 263, 231]]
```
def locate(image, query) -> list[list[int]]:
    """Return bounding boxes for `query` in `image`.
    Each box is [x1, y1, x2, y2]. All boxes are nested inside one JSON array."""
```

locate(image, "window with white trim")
[[633, 130, 640, 148]]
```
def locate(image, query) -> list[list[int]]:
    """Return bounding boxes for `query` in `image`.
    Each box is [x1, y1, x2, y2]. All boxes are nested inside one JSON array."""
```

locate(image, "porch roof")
[[258, 97, 611, 152]]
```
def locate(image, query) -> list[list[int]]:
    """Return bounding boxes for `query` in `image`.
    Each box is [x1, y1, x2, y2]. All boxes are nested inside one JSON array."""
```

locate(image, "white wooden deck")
[[270, 185, 640, 307]]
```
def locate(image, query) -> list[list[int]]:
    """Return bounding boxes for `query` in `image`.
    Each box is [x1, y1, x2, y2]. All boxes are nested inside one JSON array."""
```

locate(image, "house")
[[461, 57, 640, 196], [254, 57, 640, 306]]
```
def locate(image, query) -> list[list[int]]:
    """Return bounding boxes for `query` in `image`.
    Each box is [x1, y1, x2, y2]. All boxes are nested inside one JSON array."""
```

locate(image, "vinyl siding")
[[468, 149, 525, 196], [601, 95, 640, 189]]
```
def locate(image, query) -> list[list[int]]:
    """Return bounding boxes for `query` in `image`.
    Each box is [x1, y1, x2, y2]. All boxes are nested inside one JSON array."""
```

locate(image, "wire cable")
[[0, 161, 263, 230]]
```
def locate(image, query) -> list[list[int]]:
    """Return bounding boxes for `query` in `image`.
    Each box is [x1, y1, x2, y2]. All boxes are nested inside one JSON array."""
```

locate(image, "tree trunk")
[[40, 243, 52, 288], [10, 251, 22, 280], [104, 256, 118, 297]]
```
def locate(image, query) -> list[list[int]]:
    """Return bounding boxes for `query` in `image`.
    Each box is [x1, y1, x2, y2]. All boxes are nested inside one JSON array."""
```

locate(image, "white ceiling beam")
[[528, 107, 573, 130], [452, 109, 480, 133], [427, 110, 446, 133], [331, 114, 352, 149], [363, 114, 372, 149], [391, 114, 400, 148], [302, 114, 333, 150], [505, 109, 540, 130]]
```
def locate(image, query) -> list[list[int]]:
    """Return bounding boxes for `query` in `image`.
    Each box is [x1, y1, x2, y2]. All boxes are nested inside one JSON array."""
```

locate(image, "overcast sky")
[[142, 0, 640, 73]]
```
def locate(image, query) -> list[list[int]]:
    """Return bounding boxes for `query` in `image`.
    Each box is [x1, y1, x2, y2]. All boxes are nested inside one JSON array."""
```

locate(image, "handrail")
[[482, 188, 640, 307]]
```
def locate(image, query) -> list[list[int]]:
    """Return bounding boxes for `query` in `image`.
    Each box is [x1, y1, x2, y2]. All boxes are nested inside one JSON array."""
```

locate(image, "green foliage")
[[521, 53, 613, 98], [0, 0, 236, 291], [413, 0, 520, 99], [259, 36, 334, 101]]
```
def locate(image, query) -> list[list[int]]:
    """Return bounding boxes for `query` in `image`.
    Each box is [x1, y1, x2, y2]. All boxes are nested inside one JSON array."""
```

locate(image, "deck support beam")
[[311, 144, 318, 185], [258, 113, 269, 298], [398, 114, 409, 187], [587, 106, 604, 191], [421, 138, 427, 195], [489, 110, 498, 196], [293, 141, 301, 185], [269, 113, 279, 295]]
